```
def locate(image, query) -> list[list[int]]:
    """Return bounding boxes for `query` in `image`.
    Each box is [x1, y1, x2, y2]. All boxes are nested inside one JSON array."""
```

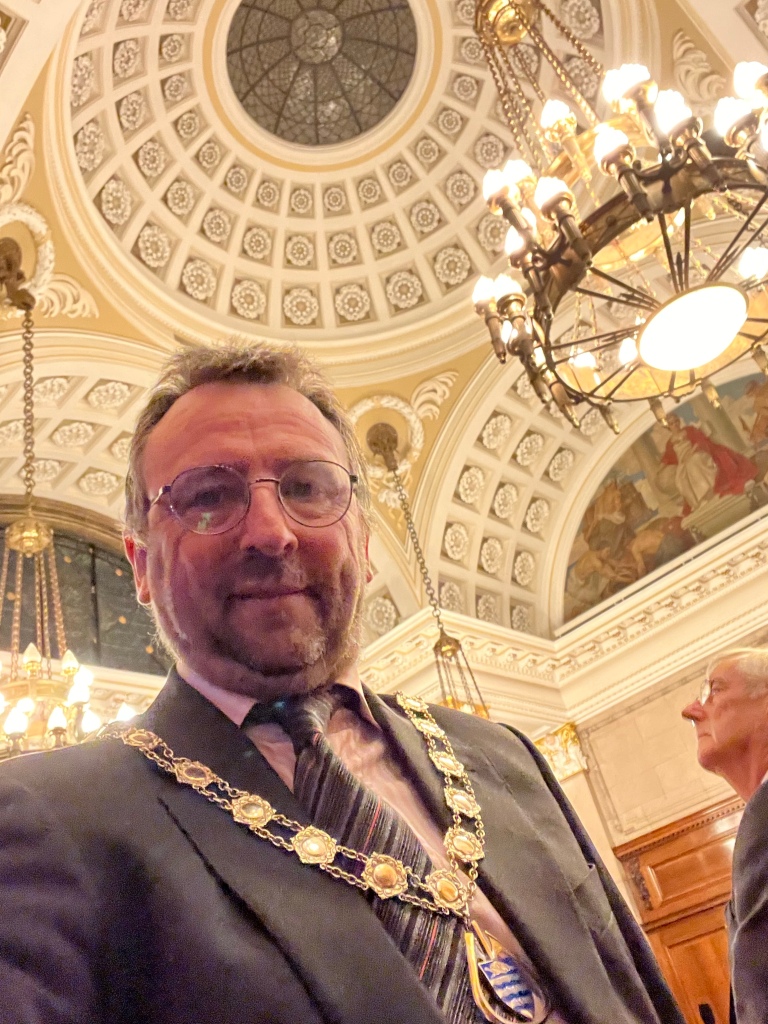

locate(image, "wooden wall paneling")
[[614, 797, 743, 1024]]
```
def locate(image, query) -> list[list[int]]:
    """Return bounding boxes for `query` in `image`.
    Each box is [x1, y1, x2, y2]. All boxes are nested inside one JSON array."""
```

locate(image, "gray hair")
[[124, 343, 370, 536], [707, 647, 768, 696]]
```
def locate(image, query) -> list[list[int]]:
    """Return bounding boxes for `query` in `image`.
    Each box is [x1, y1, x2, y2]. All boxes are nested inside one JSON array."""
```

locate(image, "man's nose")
[[238, 481, 298, 556], [681, 699, 703, 722]]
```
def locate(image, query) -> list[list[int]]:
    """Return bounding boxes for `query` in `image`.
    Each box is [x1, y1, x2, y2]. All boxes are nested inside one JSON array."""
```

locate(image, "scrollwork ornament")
[[0, 114, 35, 205], [671, 31, 726, 117]]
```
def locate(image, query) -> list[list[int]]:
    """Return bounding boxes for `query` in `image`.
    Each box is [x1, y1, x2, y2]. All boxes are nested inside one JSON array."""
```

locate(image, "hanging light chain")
[[388, 463, 445, 634], [20, 309, 36, 507]]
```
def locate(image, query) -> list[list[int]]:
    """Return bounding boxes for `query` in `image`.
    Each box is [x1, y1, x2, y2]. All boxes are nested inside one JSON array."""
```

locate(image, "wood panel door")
[[614, 797, 743, 1024], [647, 904, 731, 1024]]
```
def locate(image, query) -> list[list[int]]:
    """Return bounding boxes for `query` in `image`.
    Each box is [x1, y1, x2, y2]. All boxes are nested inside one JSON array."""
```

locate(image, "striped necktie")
[[243, 688, 478, 1023]]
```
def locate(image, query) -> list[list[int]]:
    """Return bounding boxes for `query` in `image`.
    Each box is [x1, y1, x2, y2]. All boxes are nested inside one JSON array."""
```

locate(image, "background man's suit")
[[0, 671, 683, 1024], [727, 780, 768, 1024]]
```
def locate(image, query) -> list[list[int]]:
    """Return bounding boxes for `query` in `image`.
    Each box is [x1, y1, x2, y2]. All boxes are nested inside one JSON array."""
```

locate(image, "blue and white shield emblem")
[[477, 952, 535, 1021]]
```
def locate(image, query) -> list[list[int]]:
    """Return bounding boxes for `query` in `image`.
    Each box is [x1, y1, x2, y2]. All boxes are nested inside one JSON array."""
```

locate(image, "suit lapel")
[[369, 692, 657, 1024], [136, 673, 445, 1024]]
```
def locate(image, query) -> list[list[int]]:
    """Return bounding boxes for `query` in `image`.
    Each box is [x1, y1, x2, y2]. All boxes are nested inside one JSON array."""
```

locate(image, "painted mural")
[[564, 372, 768, 622]]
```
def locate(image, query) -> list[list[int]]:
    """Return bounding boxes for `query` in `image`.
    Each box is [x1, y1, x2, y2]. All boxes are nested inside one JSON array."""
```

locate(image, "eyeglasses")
[[150, 460, 358, 535], [698, 678, 725, 705]]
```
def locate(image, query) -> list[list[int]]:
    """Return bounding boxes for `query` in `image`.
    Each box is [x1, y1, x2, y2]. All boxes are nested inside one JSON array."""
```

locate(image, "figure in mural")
[[564, 373, 768, 623], [659, 413, 758, 516]]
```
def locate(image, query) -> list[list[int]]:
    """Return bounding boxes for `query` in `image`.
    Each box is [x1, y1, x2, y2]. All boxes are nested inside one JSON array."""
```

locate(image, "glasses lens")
[[170, 466, 248, 534], [700, 679, 712, 704], [279, 461, 352, 526]]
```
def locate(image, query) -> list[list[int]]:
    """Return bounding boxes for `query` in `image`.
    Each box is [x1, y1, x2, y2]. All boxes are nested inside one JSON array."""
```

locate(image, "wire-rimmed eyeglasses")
[[149, 460, 358, 535]]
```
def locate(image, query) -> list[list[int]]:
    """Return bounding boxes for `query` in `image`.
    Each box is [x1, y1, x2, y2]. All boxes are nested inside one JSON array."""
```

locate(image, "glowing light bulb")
[[113, 703, 137, 723], [504, 226, 526, 256], [61, 649, 79, 676], [67, 666, 93, 705], [533, 176, 569, 212], [502, 159, 534, 186], [738, 246, 768, 281], [714, 96, 753, 138], [618, 336, 639, 365], [638, 284, 747, 370], [80, 707, 102, 735], [734, 61, 768, 101], [593, 125, 630, 167], [501, 320, 514, 345], [22, 643, 41, 676], [4, 705, 29, 737], [472, 276, 496, 304], [47, 705, 67, 732], [482, 168, 507, 202], [654, 89, 692, 136], [570, 350, 597, 369], [540, 99, 573, 131], [602, 64, 651, 106], [494, 274, 523, 301], [16, 696, 35, 714]]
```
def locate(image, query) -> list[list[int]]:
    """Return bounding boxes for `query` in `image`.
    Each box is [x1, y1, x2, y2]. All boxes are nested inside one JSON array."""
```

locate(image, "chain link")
[[104, 691, 485, 924], [389, 464, 444, 631], [20, 309, 36, 507]]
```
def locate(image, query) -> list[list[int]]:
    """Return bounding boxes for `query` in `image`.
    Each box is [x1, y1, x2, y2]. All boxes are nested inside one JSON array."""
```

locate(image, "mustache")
[[223, 553, 311, 593]]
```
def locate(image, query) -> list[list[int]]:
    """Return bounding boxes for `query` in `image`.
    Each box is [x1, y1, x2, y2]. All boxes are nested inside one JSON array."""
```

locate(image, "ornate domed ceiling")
[[53, 0, 616, 368]]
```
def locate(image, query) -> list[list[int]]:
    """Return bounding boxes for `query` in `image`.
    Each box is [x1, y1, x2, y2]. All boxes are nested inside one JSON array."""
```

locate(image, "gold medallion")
[[426, 868, 470, 913], [445, 825, 484, 863], [363, 853, 409, 899], [412, 717, 446, 740], [446, 786, 480, 818], [397, 694, 429, 713], [292, 826, 337, 865], [173, 759, 215, 787], [123, 728, 160, 750], [232, 794, 273, 827], [429, 749, 463, 776]]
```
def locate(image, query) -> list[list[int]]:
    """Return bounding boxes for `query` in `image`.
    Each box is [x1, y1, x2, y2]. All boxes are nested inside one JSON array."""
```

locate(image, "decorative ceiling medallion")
[[225, 0, 417, 145]]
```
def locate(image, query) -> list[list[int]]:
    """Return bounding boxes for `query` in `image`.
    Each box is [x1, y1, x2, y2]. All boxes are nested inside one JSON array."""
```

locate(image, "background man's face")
[[126, 381, 369, 701], [682, 660, 768, 778]]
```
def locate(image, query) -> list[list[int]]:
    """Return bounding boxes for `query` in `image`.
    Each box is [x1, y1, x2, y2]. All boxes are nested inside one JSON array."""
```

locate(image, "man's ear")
[[124, 531, 151, 606]]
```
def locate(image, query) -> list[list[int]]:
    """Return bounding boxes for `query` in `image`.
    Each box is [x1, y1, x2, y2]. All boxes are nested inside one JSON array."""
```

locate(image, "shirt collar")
[[176, 660, 379, 729]]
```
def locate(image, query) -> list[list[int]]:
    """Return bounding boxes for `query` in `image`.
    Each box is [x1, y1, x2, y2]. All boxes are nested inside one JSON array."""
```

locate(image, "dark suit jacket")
[[727, 780, 768, 1024], [0, 672, 683, 1024]]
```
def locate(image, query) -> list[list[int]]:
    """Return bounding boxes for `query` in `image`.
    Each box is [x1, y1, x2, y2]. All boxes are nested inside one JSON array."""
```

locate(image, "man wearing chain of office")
[[0, 343, 683, 1024]]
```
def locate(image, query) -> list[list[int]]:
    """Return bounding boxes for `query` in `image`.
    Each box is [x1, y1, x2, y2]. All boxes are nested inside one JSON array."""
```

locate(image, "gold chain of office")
[[103, 692, 485, 921]]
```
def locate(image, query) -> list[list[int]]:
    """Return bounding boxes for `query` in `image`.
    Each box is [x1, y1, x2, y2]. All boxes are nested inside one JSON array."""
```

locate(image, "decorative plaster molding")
[[0, 115, 97, 319], [534, 722, 587, 781], [671, 30, 726, 117]]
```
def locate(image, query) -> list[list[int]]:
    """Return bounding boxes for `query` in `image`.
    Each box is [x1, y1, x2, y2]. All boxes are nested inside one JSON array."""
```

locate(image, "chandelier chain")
[[20, 309, 36, 506], [0, 545, 9, 635], [538, 0, 603, 75], [523, 16, 600, 127], [47, 542, 68, 656], [10, 549, 23, 681], [388, 464, 445, 633], [477, 31, 538, 170]]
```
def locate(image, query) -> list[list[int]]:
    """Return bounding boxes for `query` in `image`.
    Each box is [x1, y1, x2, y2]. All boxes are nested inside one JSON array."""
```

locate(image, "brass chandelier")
[[472, 0, 768, 429], [0, 237, 133, 757]]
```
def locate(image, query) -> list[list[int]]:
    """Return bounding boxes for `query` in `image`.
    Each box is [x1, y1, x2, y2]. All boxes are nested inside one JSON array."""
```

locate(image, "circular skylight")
[[226, 0, 418, 145]]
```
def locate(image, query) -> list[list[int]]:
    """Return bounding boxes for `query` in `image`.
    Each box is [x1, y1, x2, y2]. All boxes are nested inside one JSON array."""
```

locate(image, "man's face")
[[681, 660, 768, 778], [125, 381, 369, 701]]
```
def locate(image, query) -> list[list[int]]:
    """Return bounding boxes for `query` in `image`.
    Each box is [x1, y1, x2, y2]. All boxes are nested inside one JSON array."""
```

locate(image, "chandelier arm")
[[708, 191, 768, 282], [585, 265, 659, 307], [658, 212, 683, 293], [46, 539, 68, 656], [549, 327, 631, 352], [739, 330, 768, 343], [711, 210, 768, 284], [573, 284, 656, 313], [683, 202, 692, 292], [587, 362, 640, 401]]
